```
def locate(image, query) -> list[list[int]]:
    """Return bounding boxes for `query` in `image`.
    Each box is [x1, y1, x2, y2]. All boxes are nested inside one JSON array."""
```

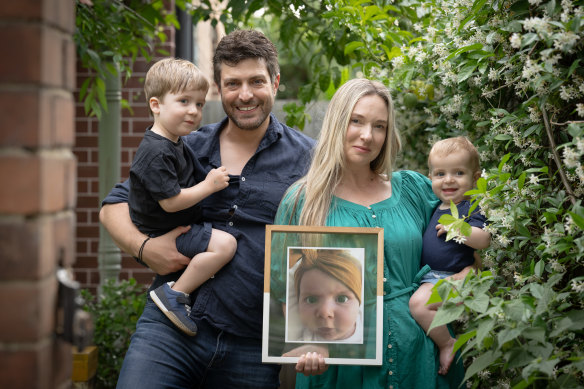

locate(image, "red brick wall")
[[0, 0, 76, 387], [73, 28, 177, 292]]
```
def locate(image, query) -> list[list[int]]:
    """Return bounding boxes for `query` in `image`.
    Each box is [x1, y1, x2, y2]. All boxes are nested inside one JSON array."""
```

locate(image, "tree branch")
[[541, 107, 576, 206]]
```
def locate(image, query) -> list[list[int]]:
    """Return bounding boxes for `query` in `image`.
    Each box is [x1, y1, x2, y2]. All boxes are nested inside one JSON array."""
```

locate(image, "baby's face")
[[297, 269, 360, 341], [429, 150, 478, 208]]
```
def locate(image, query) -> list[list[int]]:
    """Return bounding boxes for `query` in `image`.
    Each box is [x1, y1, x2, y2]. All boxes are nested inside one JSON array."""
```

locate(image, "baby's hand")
[[436, 223, 447, 237], [205, 166, 229, 192]]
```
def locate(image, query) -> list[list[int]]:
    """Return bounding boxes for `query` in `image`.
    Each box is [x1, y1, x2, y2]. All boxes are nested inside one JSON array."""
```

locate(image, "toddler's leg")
[[172, 228, 236, 294], [150, 229, 236, 336], [409, 283, 456, 375]]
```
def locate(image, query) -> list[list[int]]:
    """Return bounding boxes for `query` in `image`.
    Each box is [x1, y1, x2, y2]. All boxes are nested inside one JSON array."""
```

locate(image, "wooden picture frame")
[[262, 225, 384, 365]]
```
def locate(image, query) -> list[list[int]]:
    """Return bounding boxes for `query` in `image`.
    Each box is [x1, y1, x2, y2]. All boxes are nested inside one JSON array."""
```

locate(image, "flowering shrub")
[[193, 0, 584, 386]]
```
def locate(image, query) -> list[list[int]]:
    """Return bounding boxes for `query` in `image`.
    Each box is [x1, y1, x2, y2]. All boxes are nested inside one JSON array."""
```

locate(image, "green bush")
[[81, 278, 146, 389]]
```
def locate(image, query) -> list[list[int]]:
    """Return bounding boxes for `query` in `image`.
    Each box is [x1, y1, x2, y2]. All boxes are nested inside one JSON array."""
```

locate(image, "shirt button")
[[372, 214, 376, 218], [241, 177, 246, 181], [388, 344, 392, 349], [383, 277, 387, 282], [390, 386, 394, 389], [388, 331, 391, 336], [228, 221, 233, 226], [389, 358, 393, 363], [388, 371, 393, 376]]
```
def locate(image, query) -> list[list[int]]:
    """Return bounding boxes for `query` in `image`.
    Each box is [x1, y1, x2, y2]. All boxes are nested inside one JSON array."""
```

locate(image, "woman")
[[274, 79, 465, 388]]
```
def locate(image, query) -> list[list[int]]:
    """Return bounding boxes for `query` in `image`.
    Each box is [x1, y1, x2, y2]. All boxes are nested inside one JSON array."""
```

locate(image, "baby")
[[409, 136, 491, 375], [290, 248, 363, 343]]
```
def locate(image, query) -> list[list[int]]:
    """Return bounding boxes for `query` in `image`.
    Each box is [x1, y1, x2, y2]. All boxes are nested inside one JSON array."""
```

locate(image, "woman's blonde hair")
[[296, 78, 401, 226]]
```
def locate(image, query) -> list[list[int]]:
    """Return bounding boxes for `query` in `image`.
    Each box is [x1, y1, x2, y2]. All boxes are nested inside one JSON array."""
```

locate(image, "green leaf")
[[453, 330, 476, 354], [458, 62, 478, 83], [517, 172, 526, 190], [344, 41, 365, 55], [498, 153, 511, 172], [550, 310, 584, 337], [465, 292, 489, 313], [534, 260, 545, 277], [450, 200, 459, 219], [438, 214, 458, 225], [567, 211, 584, 230], [498, 327, 522, 345], [445, 43, 484, 60], [428, 301, 465, 332], [463, 350, 501, 382]]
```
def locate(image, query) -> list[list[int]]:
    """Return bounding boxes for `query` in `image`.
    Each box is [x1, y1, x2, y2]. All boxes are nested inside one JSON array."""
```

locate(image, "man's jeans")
[[116, 298, 281, 389]]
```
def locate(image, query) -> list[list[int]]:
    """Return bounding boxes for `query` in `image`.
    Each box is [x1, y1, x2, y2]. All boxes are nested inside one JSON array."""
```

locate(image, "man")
[[100, 30, 315, 388]]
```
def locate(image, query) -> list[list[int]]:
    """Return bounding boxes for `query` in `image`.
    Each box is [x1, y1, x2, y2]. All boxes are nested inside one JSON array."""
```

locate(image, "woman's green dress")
[[274, 170, 464, 389]]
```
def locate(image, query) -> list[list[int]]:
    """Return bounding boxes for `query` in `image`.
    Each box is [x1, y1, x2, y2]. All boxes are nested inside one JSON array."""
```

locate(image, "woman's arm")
[[99, 202, 191, 274]]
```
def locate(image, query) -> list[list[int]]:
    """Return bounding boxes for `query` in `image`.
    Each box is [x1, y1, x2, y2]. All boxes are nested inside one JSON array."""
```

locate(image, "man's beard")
[[222, 101, 272, 131]]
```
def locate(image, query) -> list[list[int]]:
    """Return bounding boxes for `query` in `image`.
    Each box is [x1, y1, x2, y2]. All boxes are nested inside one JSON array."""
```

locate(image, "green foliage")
[[195, 0, 584, 386], [74, 0, 184, 118], [81, 279, 146, 389]]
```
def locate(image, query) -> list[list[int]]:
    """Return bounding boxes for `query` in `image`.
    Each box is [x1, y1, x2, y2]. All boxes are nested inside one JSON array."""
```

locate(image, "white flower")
[[523, 17, 551, 34], [427, 26, 438, 38], [571, 279, 584, 293], [498, 235, 511, 247], [528, 106, 541, 122], [574, 137, 584, 153], [563, 146, 580, 168], [391, 56, 405, 68], [413, 22, 423, 32], [510, 33, 522, 49], [576, 103, 584, 117], [488, 68, 499, 81], [415, 51, 428, 63], [560, 85, 575, 101], [529, 174, 540, 185], [550, 259, 566, 273], [453, 235, 467, 244], [554, 31, 579, 52]]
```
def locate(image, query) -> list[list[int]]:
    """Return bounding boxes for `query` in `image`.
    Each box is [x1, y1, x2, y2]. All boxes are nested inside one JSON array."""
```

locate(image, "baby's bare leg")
[[173, 229, 237, 294], [409, 283, 455, 375]]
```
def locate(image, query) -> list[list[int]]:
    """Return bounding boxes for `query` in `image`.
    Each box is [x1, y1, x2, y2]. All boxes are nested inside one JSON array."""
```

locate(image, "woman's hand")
[[283, 346, 329, 376]]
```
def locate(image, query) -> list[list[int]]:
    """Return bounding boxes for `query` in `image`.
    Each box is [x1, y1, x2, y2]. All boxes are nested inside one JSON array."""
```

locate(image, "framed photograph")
[[262, 225, 384, 366]]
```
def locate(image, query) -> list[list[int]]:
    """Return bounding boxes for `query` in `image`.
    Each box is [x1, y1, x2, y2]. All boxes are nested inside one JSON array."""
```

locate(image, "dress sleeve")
[[274, 182, 304, 226], [399, 170, 440, 229], [271, 183, 305, 301]]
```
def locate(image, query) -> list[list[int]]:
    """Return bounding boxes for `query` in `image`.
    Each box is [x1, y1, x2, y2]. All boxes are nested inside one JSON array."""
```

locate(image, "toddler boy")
[[129, 58, 236, 336]]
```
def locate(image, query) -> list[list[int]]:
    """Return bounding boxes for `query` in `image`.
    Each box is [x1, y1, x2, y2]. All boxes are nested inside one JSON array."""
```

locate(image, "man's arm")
[[99, 202, 191, 275]]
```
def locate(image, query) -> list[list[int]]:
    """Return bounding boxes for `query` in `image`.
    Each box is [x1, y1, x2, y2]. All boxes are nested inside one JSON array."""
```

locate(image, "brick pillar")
[[0, 1, 77, 388]]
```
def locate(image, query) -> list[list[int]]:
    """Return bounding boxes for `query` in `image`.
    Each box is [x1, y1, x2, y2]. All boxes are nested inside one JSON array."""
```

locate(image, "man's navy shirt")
[[102, 114, 315, 338]]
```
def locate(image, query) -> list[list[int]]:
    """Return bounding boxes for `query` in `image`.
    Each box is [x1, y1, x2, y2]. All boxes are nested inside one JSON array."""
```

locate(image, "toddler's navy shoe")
[[150, 282, 197, 336]]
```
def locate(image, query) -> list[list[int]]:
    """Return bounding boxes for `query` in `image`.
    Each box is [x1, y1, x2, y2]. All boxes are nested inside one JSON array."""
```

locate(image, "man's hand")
[[142, 226, 191, 275]]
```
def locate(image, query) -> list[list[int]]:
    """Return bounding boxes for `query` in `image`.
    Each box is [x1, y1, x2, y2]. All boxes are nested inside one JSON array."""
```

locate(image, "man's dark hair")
[[213, 29, 279, 87]]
